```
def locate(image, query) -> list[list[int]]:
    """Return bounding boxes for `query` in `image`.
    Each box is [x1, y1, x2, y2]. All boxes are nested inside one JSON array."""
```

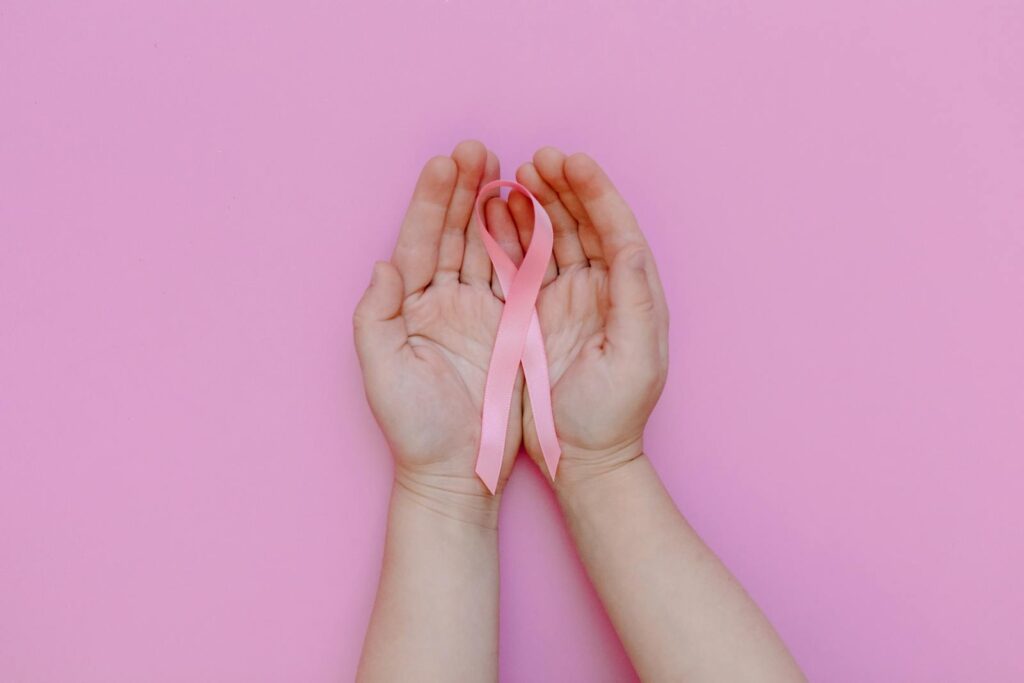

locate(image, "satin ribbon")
[[473, 180, 560, 494]]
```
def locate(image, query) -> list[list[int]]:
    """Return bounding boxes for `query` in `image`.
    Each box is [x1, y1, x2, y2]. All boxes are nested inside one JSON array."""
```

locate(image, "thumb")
[[606, 247, 658, 353], [353, 261, 407, 367]]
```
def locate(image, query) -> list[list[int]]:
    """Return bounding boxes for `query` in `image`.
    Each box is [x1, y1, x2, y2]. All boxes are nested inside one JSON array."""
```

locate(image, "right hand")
[[352, 141, 523, 516]]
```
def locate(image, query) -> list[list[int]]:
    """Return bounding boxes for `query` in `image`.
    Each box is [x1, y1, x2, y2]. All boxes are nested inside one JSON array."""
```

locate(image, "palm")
[[523, 266, 654, 471], [385, 280, 519, 475], [354, 142, 523, 496], [513, 149, 669, 481], [522, 268, 608, 460]]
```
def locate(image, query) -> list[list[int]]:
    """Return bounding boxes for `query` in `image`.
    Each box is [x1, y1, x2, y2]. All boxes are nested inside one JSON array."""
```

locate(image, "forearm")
[[558, 453, 804, 683], [357, 477, 500, 682]]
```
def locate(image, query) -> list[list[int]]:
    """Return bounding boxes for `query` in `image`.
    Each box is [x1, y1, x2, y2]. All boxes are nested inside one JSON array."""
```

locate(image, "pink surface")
[[2, 1, 1022, 680]]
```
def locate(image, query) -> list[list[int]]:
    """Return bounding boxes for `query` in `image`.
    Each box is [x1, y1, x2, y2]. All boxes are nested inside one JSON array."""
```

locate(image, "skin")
[[354, 141, 805, 682]]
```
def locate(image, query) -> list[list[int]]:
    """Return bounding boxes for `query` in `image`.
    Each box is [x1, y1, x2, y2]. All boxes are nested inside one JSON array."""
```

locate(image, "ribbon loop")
[[473, 180, 561, 493]]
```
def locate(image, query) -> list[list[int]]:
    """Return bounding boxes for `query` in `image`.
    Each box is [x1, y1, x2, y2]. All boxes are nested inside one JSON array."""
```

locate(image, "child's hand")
[[353, 141, 522, 516], [513, 148, 669, 488]]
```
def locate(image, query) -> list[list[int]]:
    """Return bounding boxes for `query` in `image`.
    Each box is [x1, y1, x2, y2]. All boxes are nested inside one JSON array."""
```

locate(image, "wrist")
[[552, 437, 645, 496], [394, 465, 502, 530], [555, 445, 655, 522]]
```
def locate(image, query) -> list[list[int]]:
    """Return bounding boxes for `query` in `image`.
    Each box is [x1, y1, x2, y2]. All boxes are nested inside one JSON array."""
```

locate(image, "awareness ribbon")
[[473, 180, 561, 494]]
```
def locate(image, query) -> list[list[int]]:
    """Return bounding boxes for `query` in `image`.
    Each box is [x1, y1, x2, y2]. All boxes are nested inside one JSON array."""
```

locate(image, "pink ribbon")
[[473, 180, 561, 494]]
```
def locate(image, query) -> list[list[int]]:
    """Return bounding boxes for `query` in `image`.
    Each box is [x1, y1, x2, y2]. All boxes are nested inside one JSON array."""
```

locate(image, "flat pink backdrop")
[[2, 1, 1022, 681]]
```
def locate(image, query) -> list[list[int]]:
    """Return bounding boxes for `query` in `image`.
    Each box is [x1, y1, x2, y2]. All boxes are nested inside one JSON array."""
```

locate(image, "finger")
[[508, 189, 557, 286], [392, 156, 458, 296], [433, 140, 488, 284], [605, 247, 659, 355], [353, 261, 408, 369], [516, 160, 587, 272], [481, 149, 500, 200], [563, 153, 647, 265], [461, 150, 499, 288], [533, 147, 605, 268], [484, 197, 524, 300], [564, 153, 670, 328]]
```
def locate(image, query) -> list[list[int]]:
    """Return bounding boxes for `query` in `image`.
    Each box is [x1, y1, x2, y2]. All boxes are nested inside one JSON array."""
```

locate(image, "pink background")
[[2, 1, 1022, 681]]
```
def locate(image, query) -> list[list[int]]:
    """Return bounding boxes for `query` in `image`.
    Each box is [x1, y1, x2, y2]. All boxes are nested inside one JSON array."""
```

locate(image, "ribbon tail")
[[474, 438, 503, 496], [522, 312, 560, 479], [474, 280, 535, 495], [474, 354, 514, 494]]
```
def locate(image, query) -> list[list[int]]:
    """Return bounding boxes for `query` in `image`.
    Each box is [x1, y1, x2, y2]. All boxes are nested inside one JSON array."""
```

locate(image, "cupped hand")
[[353, 141, 524, 514], [512, 148, 670, 488]]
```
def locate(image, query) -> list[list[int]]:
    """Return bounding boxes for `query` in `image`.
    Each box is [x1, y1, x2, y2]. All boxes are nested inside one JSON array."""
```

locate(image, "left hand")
[[511, 147, 670, 489]]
